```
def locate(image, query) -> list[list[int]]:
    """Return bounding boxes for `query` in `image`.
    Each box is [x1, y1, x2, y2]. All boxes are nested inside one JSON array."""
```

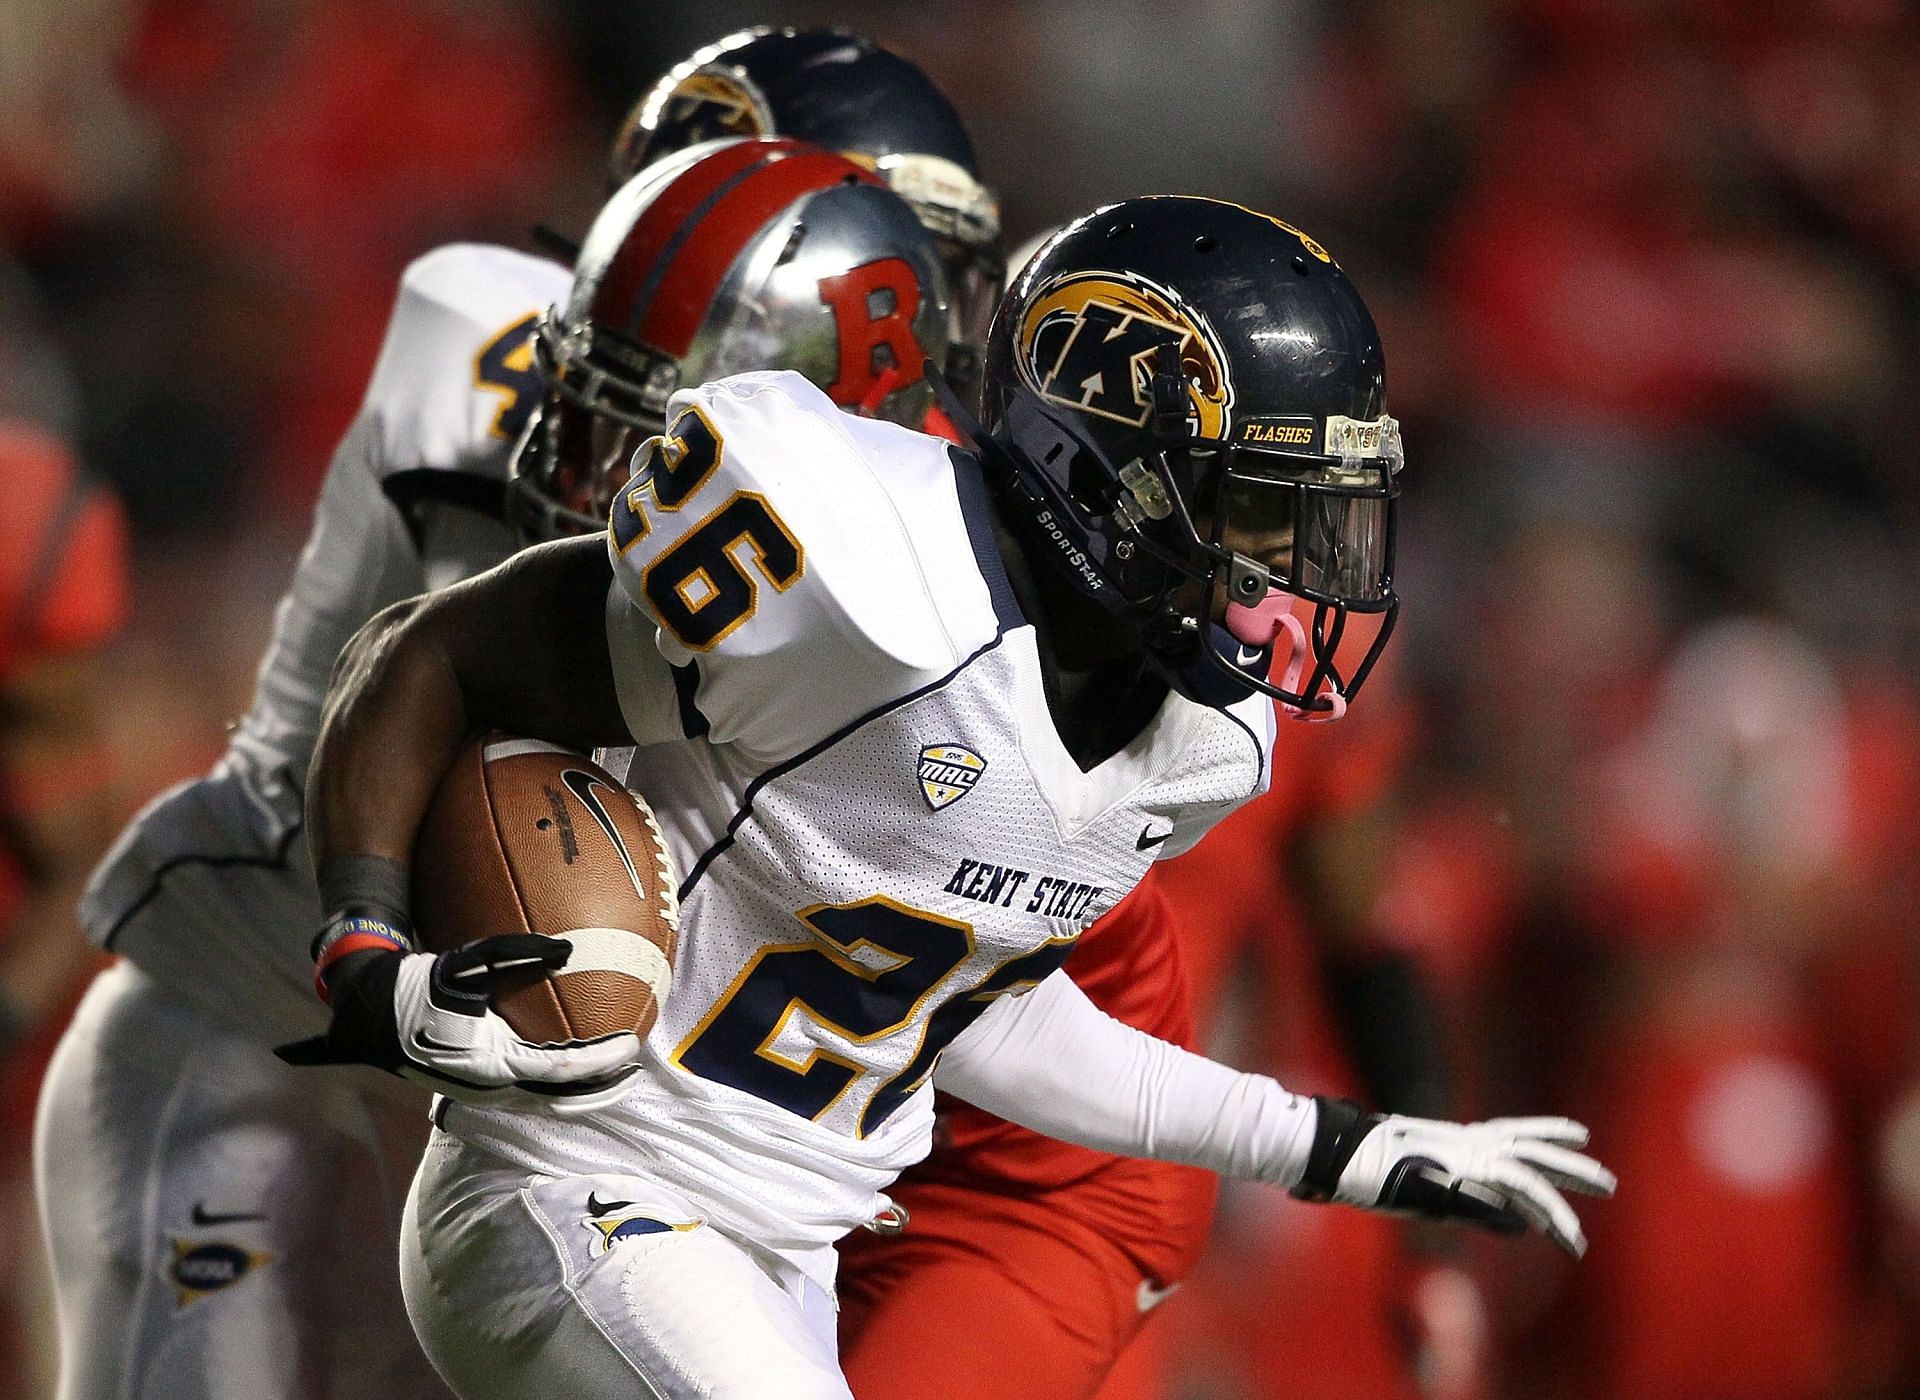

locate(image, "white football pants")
[[34, 961, 453, 1400], [402, 1130, 853, 1399]]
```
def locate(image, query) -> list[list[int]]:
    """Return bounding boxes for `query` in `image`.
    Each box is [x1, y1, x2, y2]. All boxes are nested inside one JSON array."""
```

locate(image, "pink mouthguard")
[[1224, 595, 1347, 722]]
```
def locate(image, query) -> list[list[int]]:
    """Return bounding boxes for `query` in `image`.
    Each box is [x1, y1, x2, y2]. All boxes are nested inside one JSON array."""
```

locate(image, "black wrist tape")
[[1291, 1096, 1379, 1202], [316, 854, 412, 928]]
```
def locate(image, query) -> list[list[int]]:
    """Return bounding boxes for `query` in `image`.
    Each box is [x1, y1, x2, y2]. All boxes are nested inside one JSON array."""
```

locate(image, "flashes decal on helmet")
[[1236, 416, 1318, 449], [1015, 271, 1233, 438], [818, 257, 927, 407], [613, 69, 770, 182]]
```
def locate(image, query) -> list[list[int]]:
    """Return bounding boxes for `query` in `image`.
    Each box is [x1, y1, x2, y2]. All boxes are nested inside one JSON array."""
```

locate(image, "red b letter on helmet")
[[818, 258, 925, 412]]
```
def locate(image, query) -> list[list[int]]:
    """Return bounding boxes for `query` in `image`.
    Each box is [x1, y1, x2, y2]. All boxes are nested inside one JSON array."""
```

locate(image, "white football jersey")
[[441, 372, 1275, 1288], [81, 243, 571, 1044]]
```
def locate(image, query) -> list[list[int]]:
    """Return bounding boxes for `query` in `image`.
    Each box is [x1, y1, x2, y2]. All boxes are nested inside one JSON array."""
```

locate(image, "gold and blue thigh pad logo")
[[581, 1191, 703, 1256], [169, 1239, 271, 1310]]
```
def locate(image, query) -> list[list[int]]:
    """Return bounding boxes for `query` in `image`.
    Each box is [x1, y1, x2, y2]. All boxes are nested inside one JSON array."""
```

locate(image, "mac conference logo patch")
[[918, 744, 986, 811]]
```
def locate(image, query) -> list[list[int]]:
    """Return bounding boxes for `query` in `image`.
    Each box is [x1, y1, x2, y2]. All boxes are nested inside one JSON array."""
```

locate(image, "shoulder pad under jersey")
[[361, 243, 571, 483], [606, 370, 1001, 759]]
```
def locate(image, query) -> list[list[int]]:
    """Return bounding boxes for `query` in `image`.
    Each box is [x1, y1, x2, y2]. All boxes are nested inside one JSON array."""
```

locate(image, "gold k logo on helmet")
[[1016, 272, 1234, 439]]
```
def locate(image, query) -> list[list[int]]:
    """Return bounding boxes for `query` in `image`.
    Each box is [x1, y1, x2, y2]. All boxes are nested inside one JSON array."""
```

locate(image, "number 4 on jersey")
[[473, 313, 542, 441]]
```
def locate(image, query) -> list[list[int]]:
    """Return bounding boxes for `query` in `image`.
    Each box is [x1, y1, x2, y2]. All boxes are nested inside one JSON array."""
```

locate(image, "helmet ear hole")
[[1068, 453, 1108, 504]]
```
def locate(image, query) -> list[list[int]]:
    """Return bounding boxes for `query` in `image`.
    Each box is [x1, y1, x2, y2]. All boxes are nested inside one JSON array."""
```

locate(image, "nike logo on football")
[[561, 769, 648, 902], [587, 1192, 636, 1217], [1136, 825, 1173, 852], [1136, 1277, 1181, 1312], [190, 1203, 265, 1227]]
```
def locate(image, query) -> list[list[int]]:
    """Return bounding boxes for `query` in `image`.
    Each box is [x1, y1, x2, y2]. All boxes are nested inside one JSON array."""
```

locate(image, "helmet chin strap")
[[1224, 593, 1348, 722]]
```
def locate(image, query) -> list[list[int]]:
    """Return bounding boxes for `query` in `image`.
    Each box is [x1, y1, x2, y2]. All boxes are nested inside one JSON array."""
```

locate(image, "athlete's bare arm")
[[276, 534, 650, 1104], [307, 534, 633, 876]]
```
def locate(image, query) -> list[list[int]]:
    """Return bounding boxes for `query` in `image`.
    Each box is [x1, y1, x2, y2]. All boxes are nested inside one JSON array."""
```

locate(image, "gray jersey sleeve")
[[223, 413, 431, 783]]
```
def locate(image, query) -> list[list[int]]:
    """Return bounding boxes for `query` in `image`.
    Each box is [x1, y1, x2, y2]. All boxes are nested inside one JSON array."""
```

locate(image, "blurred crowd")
[[5, 0, 1920, 1397]]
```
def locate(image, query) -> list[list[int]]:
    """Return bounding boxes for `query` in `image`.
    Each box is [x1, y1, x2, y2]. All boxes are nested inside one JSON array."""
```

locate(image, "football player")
[[30, 47, 982, 1394], [288, 195, 1615, 1399], [601, 56, 1249, 1398], [595, 62, 1483, 1390]]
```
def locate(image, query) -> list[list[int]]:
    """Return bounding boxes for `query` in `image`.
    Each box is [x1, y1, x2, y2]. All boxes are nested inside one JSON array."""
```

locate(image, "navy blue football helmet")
[[942, 197, 1402, 717]]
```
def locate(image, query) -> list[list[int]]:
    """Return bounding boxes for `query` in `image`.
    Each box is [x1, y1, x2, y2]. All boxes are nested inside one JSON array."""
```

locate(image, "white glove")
[[1293, 1098, 1617, 1257], [278, 934, 642, 1115]]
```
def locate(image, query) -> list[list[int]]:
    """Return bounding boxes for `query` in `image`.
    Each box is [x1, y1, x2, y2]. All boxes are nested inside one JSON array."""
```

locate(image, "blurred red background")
[[7, 1, 1920, 1396]]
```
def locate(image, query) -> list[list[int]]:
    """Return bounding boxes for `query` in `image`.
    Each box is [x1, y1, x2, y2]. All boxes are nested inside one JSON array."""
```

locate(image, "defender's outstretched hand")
[[1293, 1098, 1617, 1257], [276, 933, 642, 1114]]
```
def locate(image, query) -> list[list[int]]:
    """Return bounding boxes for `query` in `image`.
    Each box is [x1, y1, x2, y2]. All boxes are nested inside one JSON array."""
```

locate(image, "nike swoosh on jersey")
[[1136, 825, 1173, 851], [586, 1192, 636, 1216], [561, 768, 649, 902], [1234, 645, 1266, 669], [1136, 1277, 1182, 1312], [191, 1203, 266, 1227]]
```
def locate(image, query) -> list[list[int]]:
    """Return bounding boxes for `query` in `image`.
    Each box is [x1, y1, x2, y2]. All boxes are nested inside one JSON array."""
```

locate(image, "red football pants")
[[838, 1173, 1210, 1400]]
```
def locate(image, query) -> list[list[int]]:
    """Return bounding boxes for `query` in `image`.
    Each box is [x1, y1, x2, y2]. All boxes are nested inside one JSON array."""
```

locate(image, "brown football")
[[411, 733, 678, 1044]]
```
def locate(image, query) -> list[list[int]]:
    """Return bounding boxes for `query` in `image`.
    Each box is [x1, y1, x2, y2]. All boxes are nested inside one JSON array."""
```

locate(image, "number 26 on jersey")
[[611, 406, 805, 651]]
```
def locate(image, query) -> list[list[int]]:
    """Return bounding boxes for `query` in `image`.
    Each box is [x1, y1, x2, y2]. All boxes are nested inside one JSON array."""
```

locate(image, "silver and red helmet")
[[511, 136, 952, 538]]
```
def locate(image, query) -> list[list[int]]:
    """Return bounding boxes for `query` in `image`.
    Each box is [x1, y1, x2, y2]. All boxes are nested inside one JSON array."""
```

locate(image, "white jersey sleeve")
[[935, 967, 1316, 1186], [229, 242, 570, 779], [603, 370, 998, 762]]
